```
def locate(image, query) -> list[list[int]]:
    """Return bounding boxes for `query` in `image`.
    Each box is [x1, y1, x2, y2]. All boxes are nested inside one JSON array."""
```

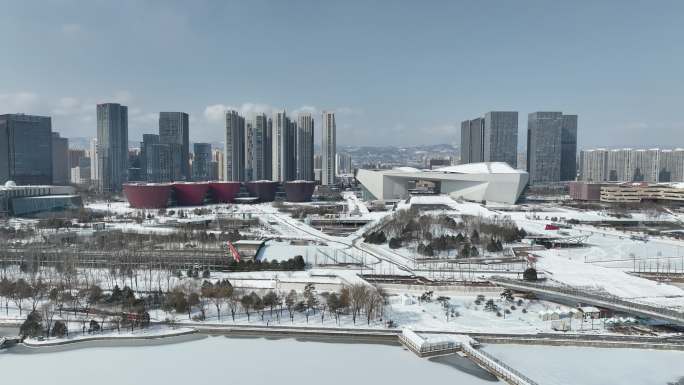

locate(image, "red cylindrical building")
[[123, 183, 172, 209], [284, 180, 315, 202], [173, 182, 210, 206], [209, 181, 241, 203], [245, 180, 278, 202]]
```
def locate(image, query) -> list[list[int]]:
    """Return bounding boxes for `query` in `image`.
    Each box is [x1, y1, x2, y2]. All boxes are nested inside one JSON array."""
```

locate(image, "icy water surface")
[[2, 334, 498, 385], [485, 343, 684, 385]]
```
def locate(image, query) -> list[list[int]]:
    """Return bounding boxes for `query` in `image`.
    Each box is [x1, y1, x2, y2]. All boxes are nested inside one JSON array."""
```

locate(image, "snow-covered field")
[[439, 200, 684, 310], [77, 197, 684, 314]]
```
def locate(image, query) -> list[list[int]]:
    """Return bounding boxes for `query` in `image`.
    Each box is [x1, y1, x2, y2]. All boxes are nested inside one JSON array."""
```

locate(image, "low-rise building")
[[0, 181, 81, 216], [568, 181, 605, 201], [600, 183, 684, 204]]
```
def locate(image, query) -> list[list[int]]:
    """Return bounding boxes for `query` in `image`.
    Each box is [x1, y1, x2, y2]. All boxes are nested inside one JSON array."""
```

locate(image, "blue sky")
[[1, 0, 683, 148]]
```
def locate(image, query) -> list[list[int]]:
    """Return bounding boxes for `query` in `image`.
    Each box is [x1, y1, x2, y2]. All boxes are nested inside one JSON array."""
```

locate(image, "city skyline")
[[2, 1, 684, 148]]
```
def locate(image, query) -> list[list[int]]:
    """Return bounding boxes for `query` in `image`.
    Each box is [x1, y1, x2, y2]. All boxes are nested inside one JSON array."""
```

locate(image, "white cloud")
[[0, 91, 40, 113], [292, 105, 318, 116], [204, 103, 278, 123], [204, 104, 229, 123], [61, 23, 83, 36], [52, 96, 90, 116], [130, 112, 157, 127], [111, 90, 133, 104], [203, 103, 362, 125], [336, 106, 363, 116]]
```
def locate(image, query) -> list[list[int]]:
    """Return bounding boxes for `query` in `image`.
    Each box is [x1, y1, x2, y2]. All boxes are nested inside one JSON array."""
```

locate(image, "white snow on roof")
[[393, 166, 421, 172], [434, 162, 521, 175]]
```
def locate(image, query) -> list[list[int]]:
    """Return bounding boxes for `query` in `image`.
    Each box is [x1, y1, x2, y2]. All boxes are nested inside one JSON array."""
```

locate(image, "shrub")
[[523, 268, 538, 281], [52, 320, 67, 337]]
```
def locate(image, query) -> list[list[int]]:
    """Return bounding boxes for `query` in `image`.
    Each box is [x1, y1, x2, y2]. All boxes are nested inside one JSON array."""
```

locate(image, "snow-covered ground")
[[77, 197, 684, 313], [435, 200, 684, 310], [23, 326, 195, 346]]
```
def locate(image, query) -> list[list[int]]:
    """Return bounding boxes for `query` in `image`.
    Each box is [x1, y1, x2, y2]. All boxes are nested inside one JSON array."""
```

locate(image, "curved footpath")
[[172, 322, 684, 350], [21, 327, 197, 347], [11, 320, 684, 350]]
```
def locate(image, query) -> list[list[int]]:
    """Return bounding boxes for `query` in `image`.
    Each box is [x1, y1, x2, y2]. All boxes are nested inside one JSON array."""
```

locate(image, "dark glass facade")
[[192, 142, 212, 181], [159, 112, 190, 181], [0, 114, 53, 185]]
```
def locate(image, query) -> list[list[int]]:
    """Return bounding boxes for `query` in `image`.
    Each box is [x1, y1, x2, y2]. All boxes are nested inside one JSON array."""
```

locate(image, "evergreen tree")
[[20, 311, 43, 337]]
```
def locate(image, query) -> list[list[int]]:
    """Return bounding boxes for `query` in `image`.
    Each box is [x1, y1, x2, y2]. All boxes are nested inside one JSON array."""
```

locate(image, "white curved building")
[[356, 162, 528, 204]]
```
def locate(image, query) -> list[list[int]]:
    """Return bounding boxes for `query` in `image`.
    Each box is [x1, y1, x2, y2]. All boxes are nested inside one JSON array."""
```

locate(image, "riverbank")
[[10, 320, 684, 351], [21, 326, 197, 347]]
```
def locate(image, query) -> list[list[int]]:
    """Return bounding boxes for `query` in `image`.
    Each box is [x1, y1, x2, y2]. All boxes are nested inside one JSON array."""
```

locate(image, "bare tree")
[[285, 290, 297, 323], [11, 278, 31, 316], [41, 303, 57, 338], [349, 284, 369, 325]]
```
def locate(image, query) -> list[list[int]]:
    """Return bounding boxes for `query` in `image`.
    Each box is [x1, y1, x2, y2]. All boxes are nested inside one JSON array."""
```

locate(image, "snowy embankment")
[[22, 326, 197, 347]]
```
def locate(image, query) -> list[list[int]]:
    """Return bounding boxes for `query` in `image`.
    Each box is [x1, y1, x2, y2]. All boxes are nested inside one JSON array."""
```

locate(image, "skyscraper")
[[527, 112, 561, 184], [225, 110, 245, 181], [68, 149, 86, 170], [0, 114, 53, 185], [296, 112, 314, 181], [526, 111, 577, 184], [51, 132, 69, 185], [90, 138, 99, 183], [460, 118, 484, 164], [560, 114, 578, 181], [579, 149, 608, 182], [287, 119, 297, 180], [97, 103, 128, 192], [630, 149, 659, 182], [607, 149, 632, 181], [336, 153, 353, 175], [159, 112, 190, 181], [212, 148, 224, 181], [659, 149, 684, 182], [321, 111, 336, 186], [579, 147, 684, 183], [192, 143, 212, 181], [484, 111, 518, 168], [252, 113, 270, 181], [461, 111, 517, 167], [141, 134, 161, 182], [272, 110, 294, 182], [244, 120, 255, 181]]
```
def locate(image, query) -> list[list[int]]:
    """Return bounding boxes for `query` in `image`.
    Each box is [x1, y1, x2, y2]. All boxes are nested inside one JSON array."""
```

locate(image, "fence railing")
[[489, 276, 684, 322], [462, 342, 538, 385]]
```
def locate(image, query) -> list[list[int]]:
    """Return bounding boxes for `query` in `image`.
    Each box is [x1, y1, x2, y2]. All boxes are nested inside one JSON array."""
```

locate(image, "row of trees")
[[161, 281, 386, 326], [0, 276, 153, 319], [225, 256, 306, 272], [11, 279, 152, 339]]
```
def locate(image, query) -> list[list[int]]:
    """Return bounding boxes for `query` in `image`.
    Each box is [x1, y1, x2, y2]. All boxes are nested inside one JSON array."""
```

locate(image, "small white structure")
[[539, 308, 573, 321], [399, 328, 457, 357], [578, 306, 602, 319], [570, 308, 583, 319], [552, 319, 572, 331]]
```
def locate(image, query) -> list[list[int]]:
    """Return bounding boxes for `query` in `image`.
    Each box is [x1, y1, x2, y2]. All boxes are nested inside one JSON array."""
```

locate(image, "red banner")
[[227, 241, 241, 262]]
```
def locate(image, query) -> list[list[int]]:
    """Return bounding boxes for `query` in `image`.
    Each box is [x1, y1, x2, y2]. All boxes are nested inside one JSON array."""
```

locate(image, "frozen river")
[[1, 334, 497, 385], [485, 344, 684, 385], [5, 331, 684, 385]]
